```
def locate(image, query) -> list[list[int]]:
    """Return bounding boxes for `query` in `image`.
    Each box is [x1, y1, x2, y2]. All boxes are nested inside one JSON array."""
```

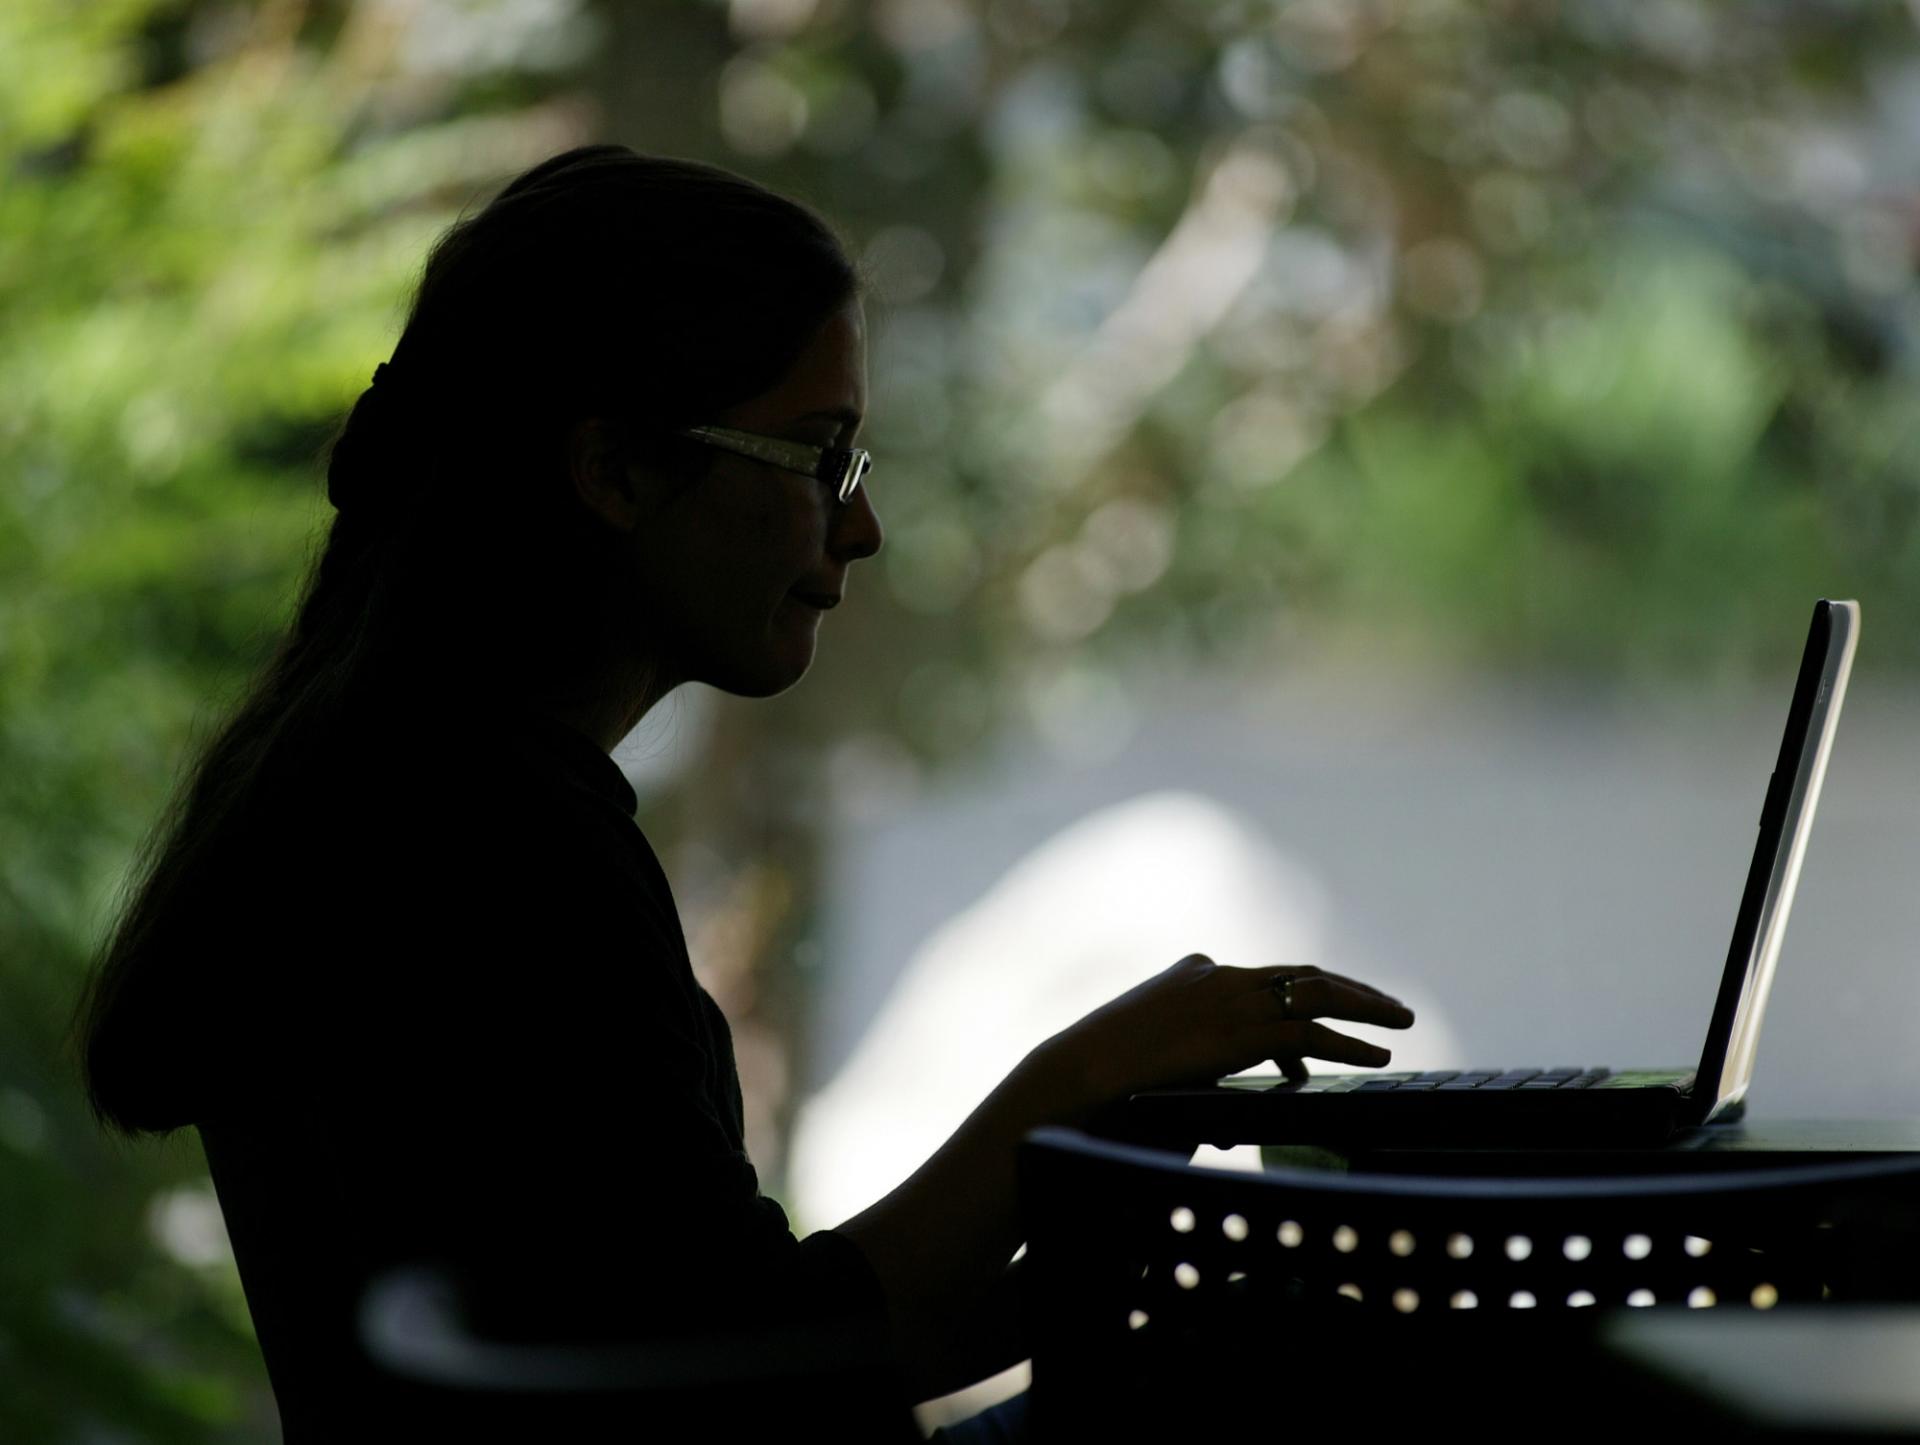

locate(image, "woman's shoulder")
[[306, 705, 655, 873], [253, 710, 695, 1044]]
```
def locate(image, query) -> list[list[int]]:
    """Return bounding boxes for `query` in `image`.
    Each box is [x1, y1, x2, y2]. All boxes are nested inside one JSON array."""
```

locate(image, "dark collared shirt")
[[329, 702, 887, 1341], [122, 699, 903, 1432]]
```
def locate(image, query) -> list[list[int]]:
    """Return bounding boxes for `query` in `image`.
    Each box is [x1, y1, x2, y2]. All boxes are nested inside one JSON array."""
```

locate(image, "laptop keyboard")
[[1309, 1068, 1612, 1093]]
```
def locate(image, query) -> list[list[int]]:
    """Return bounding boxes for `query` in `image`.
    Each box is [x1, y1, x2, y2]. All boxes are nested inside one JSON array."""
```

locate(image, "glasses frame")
[[676, 424, 871, 504]]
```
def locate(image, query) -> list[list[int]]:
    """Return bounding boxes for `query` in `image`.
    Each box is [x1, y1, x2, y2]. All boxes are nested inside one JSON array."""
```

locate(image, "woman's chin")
[[705, 642, 815, 699]]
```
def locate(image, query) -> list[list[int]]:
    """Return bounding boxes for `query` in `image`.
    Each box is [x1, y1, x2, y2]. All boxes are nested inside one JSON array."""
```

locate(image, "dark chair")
[[200, 1111, 919, 1442], [356, 1263, 919, 1441], [1018, 1126, 1920, 1441]]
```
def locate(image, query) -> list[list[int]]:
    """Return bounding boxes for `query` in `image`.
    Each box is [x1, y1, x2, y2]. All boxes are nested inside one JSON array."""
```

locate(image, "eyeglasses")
[[675, 424, 872, 504]]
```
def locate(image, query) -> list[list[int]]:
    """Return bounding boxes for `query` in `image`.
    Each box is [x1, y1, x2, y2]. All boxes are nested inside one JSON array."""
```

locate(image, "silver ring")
[[1275, 976, 1297, 1019]]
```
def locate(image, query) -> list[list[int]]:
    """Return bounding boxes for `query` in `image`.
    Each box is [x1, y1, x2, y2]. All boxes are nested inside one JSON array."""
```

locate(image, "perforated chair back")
[[1019, 1127, 1920, 1438]]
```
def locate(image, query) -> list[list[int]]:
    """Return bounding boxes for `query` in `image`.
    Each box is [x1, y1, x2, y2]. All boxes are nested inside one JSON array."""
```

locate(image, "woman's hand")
[[1041, 954, 1416, 1114], [839, 953, 1413, 1399]]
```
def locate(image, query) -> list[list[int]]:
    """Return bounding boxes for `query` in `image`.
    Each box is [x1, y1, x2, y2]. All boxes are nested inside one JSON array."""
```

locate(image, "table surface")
[[1255, 1118, 1920, 1175], [1639, 1119, 1920, 1152], [1248, 1118, 1920, 1176]]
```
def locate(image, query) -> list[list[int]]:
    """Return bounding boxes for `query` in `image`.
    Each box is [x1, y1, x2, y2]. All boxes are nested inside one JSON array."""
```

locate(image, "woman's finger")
[[1270, 973, 1415, 1030], [1215, 959, 1396, 1000], [1274, 964, 1405, 1007], [1246, 962, 1405, 1008], [1288, 1022, 1393, 1069]]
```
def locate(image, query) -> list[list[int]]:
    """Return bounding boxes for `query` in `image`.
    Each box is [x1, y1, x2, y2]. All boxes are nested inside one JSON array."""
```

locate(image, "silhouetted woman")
[[72, 145, 1413, 1441]]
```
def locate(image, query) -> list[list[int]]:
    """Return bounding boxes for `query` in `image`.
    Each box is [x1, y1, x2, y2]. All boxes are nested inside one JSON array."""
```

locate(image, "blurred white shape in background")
[[147, 1183, 234, 1269], [790, 786, 1439, 1229]]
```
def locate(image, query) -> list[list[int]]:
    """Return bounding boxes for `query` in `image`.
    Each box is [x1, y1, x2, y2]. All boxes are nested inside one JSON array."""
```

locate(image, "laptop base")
[[1112, 1070, 1705, 1151]]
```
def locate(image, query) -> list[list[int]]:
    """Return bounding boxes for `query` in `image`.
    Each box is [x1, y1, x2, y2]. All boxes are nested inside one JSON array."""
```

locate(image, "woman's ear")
[[567, 416, 658, 533]]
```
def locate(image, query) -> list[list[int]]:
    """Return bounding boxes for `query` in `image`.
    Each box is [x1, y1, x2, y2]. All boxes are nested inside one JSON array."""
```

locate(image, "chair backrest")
[[1018, 1127, 1920, 1437], [356, 1264, 920, 1441], [201, 1108, 919, 1441]]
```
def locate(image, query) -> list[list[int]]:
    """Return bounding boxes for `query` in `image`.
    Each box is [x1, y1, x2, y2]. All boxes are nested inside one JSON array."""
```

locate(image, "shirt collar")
[[498, 704, 640, 818]]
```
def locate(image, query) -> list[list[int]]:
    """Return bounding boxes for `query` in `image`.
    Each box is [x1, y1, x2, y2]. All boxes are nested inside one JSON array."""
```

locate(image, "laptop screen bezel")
[[1689, 598, 1859, 1122]]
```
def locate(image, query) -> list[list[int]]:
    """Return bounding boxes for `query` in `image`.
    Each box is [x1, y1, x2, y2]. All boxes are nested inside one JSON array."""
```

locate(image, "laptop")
[[1120, 598, 1860, 1148]]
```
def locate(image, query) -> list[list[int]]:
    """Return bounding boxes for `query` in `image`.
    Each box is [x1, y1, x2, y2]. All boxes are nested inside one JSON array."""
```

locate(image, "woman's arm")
[[833, 1044, 1085, 1402], [832, 954, 1414, 1402]]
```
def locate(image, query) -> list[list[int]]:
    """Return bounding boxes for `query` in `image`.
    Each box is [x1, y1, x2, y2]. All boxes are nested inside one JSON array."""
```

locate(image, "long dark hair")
[[73, 145, 860, 1136]]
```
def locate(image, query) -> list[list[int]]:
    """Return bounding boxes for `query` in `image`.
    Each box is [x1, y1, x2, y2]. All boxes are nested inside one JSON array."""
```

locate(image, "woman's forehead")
[[725, 303, 866, 429]]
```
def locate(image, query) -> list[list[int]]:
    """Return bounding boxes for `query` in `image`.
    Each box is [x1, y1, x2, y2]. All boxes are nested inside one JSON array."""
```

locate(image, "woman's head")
[[321, 144, 879, 722], [568, 295, 880, 724]]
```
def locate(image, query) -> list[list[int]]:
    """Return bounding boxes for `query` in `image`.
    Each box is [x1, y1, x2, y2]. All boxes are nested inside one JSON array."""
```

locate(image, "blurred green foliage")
[[4, 0, 1917, 1437], [2, 0, 599, 1436]]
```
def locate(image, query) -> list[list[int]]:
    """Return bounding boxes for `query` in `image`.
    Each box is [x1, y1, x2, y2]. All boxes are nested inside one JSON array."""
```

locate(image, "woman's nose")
[[830, 483, 883, 563]]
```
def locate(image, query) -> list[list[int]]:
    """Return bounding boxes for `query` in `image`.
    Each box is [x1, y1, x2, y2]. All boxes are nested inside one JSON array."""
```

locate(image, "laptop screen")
[[1693, 598, 1859, 1121]]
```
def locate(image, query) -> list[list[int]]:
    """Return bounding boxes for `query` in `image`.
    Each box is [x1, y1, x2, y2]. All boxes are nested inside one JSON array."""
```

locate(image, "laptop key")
[[1483, 1073, 1539, 1089], [1414, 1071, 1460, 1083]]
